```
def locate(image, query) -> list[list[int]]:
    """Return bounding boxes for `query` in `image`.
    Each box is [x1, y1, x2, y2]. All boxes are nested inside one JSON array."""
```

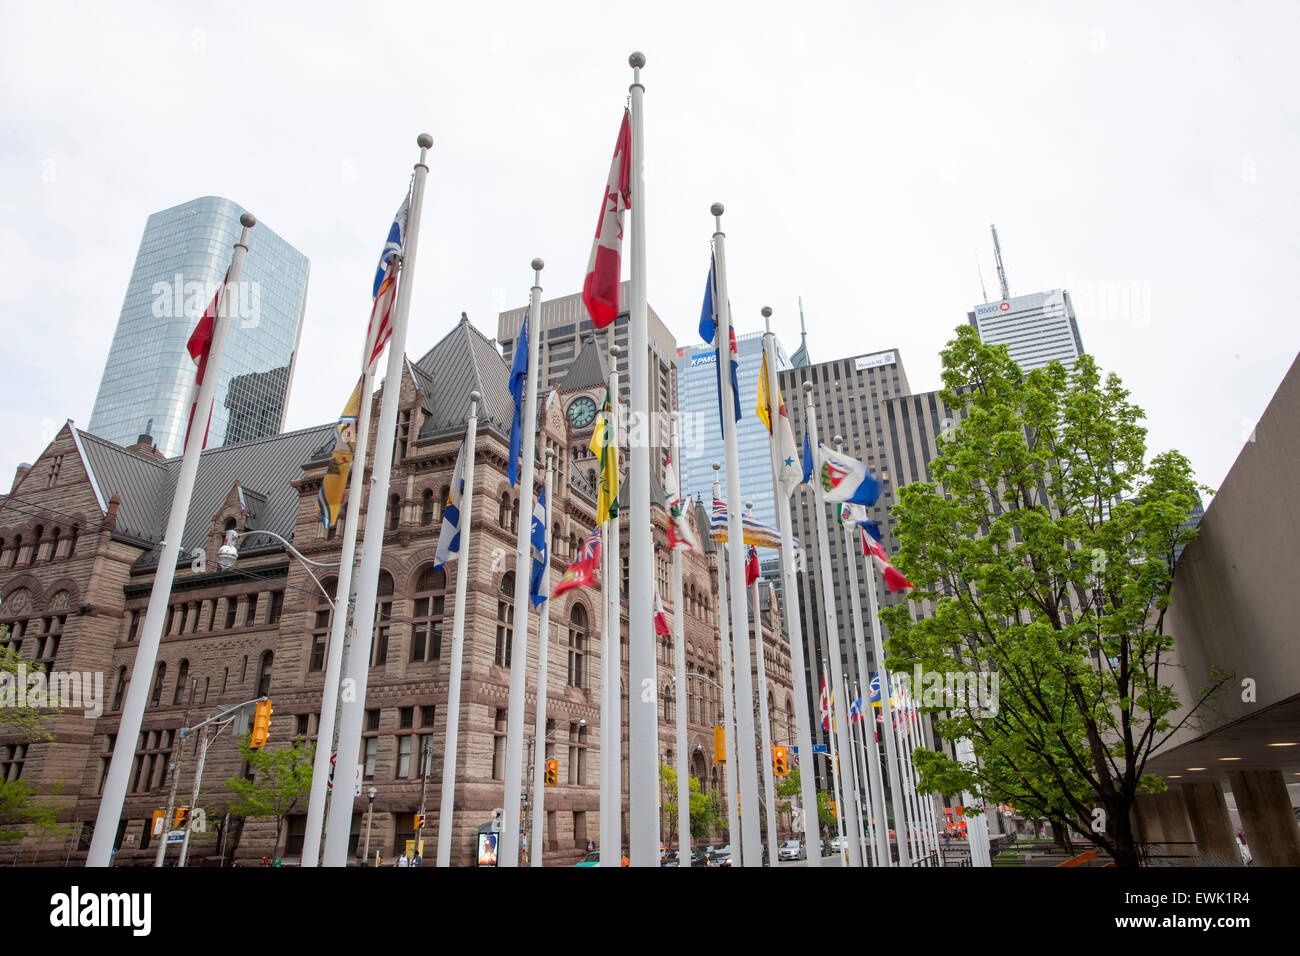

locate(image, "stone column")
[[1133, 789, 1195, 860], [1229, 770, 1300, 867], [1180, 781, 1239, 865]]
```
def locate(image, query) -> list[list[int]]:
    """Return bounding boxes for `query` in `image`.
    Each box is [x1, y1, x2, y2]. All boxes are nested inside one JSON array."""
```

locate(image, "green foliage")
[[226, 736, 315, 852], [879, 326, 1222, 867], [659, 763, 724, 843], [0, 631, 61, 844]]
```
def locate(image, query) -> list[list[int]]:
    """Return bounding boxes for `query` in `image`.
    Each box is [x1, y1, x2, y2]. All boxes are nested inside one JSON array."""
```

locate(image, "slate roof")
[[412, 314, 515, 442], [558, 333, 609, 392], [75, 430, 171, 542]]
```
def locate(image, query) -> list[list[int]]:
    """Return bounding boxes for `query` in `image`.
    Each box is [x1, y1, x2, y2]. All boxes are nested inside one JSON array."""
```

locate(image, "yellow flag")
[[756, 351, 773, 432], [589, 388, 619, 523], [317, 376, 363, 530]]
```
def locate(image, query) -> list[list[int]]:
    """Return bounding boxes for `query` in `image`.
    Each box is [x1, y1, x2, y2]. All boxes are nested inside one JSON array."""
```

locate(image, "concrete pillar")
[[1180, 781, 1239, 866], [1133, 789, 1194, 846], [1229, 770, 1300, 867]]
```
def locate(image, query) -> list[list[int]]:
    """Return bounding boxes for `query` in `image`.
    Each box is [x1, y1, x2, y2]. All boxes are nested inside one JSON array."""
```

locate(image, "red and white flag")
[[819, 675, 832, 732], [653, 585, 670, 637], [664, 449, 702, 555], [365, 255, 399, 373], [582, 110, 631, 329], [859, 526, 913, 591], [184, 270, 229, 450]]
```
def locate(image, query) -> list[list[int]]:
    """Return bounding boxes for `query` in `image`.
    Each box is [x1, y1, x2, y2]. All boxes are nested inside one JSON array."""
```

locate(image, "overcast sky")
[[3, 1, 1297, 503]]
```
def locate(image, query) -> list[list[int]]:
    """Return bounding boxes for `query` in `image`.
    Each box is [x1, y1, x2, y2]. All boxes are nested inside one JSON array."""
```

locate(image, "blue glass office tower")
[[676, 331, 790, 532], [88, 197, 310, 458]]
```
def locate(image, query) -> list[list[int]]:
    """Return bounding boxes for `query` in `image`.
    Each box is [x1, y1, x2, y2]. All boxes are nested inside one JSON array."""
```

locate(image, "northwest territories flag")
[[529, 487, 548, 607], [508, 314, 530, 487], [434, 436, 469, 569], [816, 443, 881, 506]]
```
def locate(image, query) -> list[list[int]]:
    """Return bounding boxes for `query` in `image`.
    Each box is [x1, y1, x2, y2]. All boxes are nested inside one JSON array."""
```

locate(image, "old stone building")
[[0, 316, 794, 866]]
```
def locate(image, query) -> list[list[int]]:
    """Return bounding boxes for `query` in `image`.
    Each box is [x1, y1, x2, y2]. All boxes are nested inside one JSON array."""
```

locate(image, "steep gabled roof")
[[413, 314, 515, 441], [75, 429, 170, 541], [558, 333, 609, 392]]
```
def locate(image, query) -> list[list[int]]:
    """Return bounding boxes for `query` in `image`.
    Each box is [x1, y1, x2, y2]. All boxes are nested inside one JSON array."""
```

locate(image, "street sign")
[[166, 831, 185, 844], [811, 744, 828, 754]]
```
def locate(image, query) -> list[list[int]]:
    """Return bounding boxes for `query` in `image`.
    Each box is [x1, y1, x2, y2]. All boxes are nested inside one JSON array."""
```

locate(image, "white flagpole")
[[711, 464, 741, 857], [323, 134, 433, 866], [529, 448, 556, 866], [712, 204, 761, 866], [670, 413, 690, 862], [500, 259, 546, 868], [843, 673, 867, 865], [862, 548, 911, 867], [821, 659, 848, 860], [800, 382, 864, 866], [301, 366, 376, 867], [895, 701, 921, 862], [86, 213, 256, 867], [436, 393, 480, 867], [839, 506, 890, 866], [851, 680, 878, 864], [750, 558, 779, 867], [600, 346, 622, 866], [625, 50, 659, 868], [760, 308, 820, 864], [956, 737, 992, 867]]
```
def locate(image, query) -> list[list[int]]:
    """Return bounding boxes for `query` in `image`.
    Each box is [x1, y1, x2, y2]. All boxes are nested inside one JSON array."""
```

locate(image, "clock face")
[[567, 396, 598, 429]]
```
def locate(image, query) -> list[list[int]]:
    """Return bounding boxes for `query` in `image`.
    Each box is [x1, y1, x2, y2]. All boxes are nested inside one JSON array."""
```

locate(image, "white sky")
[[3, 1, 1297, 501]]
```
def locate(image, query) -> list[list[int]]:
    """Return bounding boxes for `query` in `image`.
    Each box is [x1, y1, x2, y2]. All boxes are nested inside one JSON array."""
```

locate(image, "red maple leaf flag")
[[582, 110, 631, 329], [184, 271, 228, 450]]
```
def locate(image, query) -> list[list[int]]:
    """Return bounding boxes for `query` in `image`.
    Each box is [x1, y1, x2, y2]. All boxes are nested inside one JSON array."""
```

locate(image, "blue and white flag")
[[373, 193, 409, 298], [699, 253, 739, 427], [434, 436, 468, 569], [508, 313, 529, 487], [529, 486, 548, 607], [849, 695, 865, 723], [815, 443, 881, 506], [802, 430, 814, 486]]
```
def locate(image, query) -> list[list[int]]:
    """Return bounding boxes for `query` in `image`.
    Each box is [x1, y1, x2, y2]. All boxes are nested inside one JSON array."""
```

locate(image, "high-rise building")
[[676, 331, 791, 532], [88, 196, 310, 458], [968, 289, 1084, 373]]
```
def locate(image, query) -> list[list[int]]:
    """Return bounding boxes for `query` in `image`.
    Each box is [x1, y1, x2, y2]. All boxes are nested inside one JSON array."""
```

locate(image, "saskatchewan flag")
[[589, 388, 620, 523]]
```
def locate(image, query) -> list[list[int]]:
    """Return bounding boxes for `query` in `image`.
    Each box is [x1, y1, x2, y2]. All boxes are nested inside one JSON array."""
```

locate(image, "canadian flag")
[[860, 527, 913, 592], [653, 585, 670, 637], [184, 270, 229, 450], [582, 110, 631, 329]]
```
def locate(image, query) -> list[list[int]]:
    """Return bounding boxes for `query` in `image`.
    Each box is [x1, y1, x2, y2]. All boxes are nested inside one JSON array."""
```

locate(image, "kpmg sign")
[[854, 351, 896, 371], [689, 351, 717, 367]]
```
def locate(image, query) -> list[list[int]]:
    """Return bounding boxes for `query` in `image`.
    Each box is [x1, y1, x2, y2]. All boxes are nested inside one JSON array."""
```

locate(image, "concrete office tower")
[[676, 331, 792, 533], [88, 197, 310, 458], [968, 290, 1084, 373]]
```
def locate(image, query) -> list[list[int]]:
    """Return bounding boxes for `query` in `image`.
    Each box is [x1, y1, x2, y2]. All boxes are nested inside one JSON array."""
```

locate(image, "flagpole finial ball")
[[531, 258, 544, 272], [761, 306, 772, 318], [710, 202, 725, 217], [833, 435, 843, 447], [470, 390, 482, 403], [610, 345, 623, 357], [629, 51, 646, 68], [417, 133, 434, 148], [240, 213, 256, 228], [746, 501, 754, 510], [670, 411, 679, 421], [712, 461, 721, 472], [546, 447, 556, 460], [802, 381, 813, 393]]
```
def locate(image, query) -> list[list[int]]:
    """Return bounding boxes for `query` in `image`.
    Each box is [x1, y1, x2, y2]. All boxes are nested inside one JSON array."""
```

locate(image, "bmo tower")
[[968, 289, 1084, 373]]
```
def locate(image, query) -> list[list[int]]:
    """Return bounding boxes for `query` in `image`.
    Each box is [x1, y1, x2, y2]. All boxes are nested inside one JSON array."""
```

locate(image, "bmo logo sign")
[[975, 301, 1012, 319]]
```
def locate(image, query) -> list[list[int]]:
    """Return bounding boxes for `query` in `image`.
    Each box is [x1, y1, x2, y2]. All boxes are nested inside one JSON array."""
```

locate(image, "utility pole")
[[416, 737, 432, 860]]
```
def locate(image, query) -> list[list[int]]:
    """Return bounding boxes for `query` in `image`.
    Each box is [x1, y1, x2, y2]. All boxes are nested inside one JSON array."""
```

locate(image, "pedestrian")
[[587, 839, 595, 854], [397, 852, 409, 868], [412, 852, 423, 868]]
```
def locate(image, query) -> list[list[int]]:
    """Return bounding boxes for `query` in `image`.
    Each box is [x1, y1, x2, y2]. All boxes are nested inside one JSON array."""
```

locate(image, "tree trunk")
[[1107, 806, 1141, 868]]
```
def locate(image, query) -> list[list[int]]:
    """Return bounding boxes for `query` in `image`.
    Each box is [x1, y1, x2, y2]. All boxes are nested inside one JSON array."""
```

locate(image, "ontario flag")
[[664, 449, 702, 554], [745, 545, 760, 586], [860, 527, 913, 592], [582, 110, 631, 329], [653, 585, 670, 637], [553, 527, 602, 598], [184, 268, 229, 450]]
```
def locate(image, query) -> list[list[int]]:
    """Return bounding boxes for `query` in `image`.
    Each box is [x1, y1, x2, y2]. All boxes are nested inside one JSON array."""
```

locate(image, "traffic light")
[[413, 813, 425, 830], [173, 806, 189, 830], [544, 759, 558, 787], [827, 801, 837, 819], [773, 746, 788, 777], [249, 699, 273, 749], [713, 725, 725, 763]]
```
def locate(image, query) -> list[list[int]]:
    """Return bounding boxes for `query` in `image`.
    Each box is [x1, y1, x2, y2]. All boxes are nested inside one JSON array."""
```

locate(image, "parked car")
[[707, 844, 733, 867], [660, 849, 680, 867], [778, 839, 806, 861], [689, 847, 710, 867]]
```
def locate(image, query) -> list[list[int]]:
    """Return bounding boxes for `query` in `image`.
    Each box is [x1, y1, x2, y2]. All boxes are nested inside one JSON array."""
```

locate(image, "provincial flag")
[[699, 252, 740, 427], [582, 110, 631, 329], [802, 430, 814, 486], [529, 486, 548, 607], [590, 388, 620, 524], [745, 545, 760, 586], [317, 375, 363, 531], [553, 527, 602, 598], [434, 435, 469, 569], [184, 269, 229, 450], [709, 499, 798, 551], [815, 443, 881, 506], [757, 351, 802, 496], [859, 528, 913, 592], [664, 449, 702, 555], [653, 585, 670, 637], [508, 314, 530, 487], [365, 193, 409, 372], [819, 675, 833, 733], [869, 671, 885, 707], [849, 695, 865, 724]]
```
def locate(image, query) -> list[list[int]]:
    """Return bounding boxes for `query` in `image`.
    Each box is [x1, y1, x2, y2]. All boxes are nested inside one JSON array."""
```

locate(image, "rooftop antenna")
[[145, 417, 153, 437], [991, 224, 1010, 301], [797, 296, 808, 342], [975, 255, 989, 303]]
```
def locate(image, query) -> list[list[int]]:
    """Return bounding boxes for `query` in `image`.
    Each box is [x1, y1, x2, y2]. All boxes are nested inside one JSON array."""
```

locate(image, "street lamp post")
[[363, 787, 378, 866]]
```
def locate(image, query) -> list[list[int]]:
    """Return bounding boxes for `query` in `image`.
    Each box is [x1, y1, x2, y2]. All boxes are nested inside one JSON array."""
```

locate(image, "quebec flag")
[[434, 436, 468, 570]]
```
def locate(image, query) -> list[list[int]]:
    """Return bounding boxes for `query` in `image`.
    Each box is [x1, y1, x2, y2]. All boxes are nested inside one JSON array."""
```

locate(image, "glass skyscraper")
[[88, 196, 309, 458], [677, 331, 790, 532]]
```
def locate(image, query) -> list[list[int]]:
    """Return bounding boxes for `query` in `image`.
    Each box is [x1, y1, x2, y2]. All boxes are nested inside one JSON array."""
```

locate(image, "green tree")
[[225, 736, 315, 855], [659, 763, 723, 845], [0, 634, 66, 846], [880, 326, 1224, 868]]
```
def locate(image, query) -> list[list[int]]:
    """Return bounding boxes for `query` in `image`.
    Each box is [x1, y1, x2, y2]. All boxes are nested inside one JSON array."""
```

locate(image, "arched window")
[[495, 572, 515, 667], [421, 489, 435, 526], [256, 650, 274, 698], [373, 573, 394, 667], [309, 578, 337, 672], [10, 535, 21, 568], [223, 517, 237, 534], [149, 661, 167, 708], [411, 566, 446, 663], [785, 696, 794, 749], [48, 527, 60, 561], [498, 493, 510, 527], [388, 494, 401, 532], [112, 667, 128, 711], [510, 498, 519, 534], [567, 604, 588, 688], [68, 525, 78, 557], [438, 486, 450, 521], [30, 526, 43, 565], [173, 659, 190, 705]]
